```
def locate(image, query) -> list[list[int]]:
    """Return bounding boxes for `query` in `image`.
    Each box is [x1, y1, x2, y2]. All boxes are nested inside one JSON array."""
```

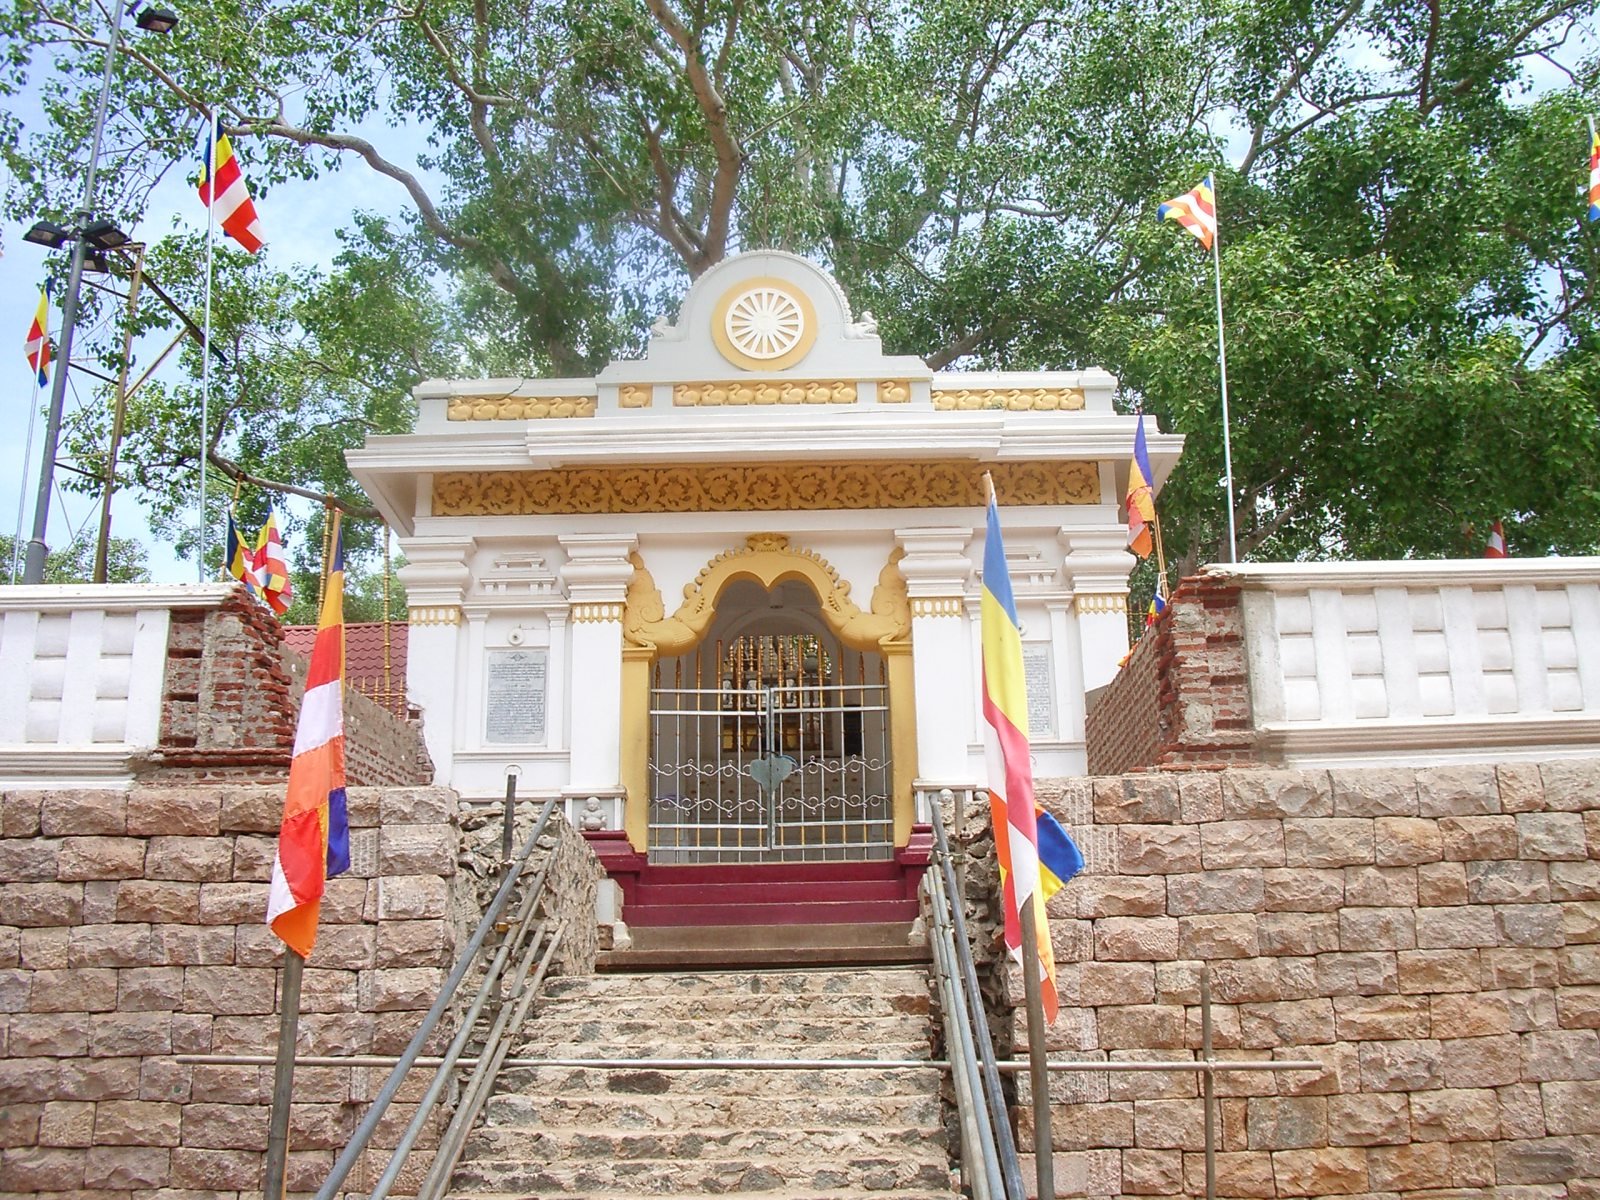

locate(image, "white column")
[[559, 533, 637, 791], [546, 610, 569, 752], [1047, 600, 1084, 745], [896, 527, 975, 785], [460, 607, 489, 751], [1060, 527, 1136, 691], [395, 535, 475, 784]]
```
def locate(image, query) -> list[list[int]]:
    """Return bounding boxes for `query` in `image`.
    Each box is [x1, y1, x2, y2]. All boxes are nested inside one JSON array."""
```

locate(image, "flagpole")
[[1210, 176, 1239, 564], [982, 471, 1055, 1200], [199, 108, 219, 582], [262, 948, 304, 1200], [12, 362, 45, 584]]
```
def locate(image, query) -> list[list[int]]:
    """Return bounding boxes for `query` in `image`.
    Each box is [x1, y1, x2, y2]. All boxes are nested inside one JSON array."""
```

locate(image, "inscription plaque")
[[485, 648, 548, 744], [1022, 643, 1055, 738]]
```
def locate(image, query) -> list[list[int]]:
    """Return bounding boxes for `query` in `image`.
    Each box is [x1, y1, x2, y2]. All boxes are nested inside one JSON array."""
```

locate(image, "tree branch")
[[1237, 0, 1368, 178], [208, 450, 383, 521]]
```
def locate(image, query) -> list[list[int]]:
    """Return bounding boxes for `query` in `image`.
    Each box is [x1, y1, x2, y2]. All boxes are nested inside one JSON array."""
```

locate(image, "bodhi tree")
[[4, 0, 1598, 580]]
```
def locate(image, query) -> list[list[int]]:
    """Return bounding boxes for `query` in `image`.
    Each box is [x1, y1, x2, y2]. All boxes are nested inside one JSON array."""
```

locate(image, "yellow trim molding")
[[447, 395, 597, 420], [409, 606, 462, 626], [673, 380, 856, 406], [931, 387, 1086, 412], [1075, 593, 1129, 614], [911, 597, 965, 618], [433, 459, 1099, 516], [572, 603, 625, 623]]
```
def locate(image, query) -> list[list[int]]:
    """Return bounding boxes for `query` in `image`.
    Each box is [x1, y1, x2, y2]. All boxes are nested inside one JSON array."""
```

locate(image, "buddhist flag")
[[1126, 412, 1157, 558], [198, 128, 265, 253], [224, 509, 262, 593], [1589, 127, 1599, 223], [267, 513, 348, 958], [1159, 175, 1217, 250], [25, 282, 51, 387], [981, 489, 1063, 1023], [254, 509, 293, 615], [1484, 521, 1508, 559]]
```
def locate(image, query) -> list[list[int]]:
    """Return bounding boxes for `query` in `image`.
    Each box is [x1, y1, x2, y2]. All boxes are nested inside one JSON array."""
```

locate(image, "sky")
[[0, 42, 437, 585]]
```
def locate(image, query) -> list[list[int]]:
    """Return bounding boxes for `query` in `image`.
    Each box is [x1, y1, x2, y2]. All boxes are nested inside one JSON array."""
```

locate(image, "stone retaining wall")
[[0, 783, 599, 1200], [962, 760, 1600, 1198]]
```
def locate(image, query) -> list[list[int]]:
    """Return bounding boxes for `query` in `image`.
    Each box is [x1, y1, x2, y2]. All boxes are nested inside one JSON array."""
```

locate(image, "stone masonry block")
[[1517, 812, 1588, 861], [1488, 946, 1561, 988], [1556, 984, 1600, 1028], [1415, 906, 1499, 949], [1179, 914, 1259, 959], [1072, 875, 1167, 919], [1496, 761, 1546, 813], [1430, 991, 1512, 1038], [95, 1099, 181, 1146], [1374, 816, 1443, 865], [0, 1145, 87, 1190], [38, 790, 127, 836], [1417, 861, 1469, 906], [36, 1100, 93, 1147], [1116, 824, 1201, 875], [116, 880, 202, 923], [179, 1103, 270, 1151], [1221, 771, 1333, 820], [1539, 761, 1600, 812], [7, 1013, 90, 1057], [230, 835, 276, 882], [1495, 1136, 1587, 1185], [1097, 1004, 1187, 1049], [127, 789, 221, 837], [1465, 859, 1550, 904], [217, 787, 283, 833], [0, 838, 59, 881], [1441, 814, 1521, 861], [1339, 906, 1417, 951], [1094, 917, 1180, 962], [1284, 819, 1374, 868], [1199, 821, 1285, 870], [1520, 1029, 1600, 1081], [1167, 869, 1264, 915], [1239, 999, 1335, 1047], [1410, 1087, 1500, 1141], [376, 875, 451, 921], [69, 923, 154, 967], [378, 825, 456, 877], [1498, 903, 1565, 949], [183, 967, 276, 1016], [28, 968, 117, 1012], [1245, 1096, 1327, 1150], [1093, 776, 1180, 824], [197, 882, 268, 925], [1185, 1151, 1276, 1198], [1367, 1141, 1452, 1191], [1316, 950, 1398, 996], [55, 836, 145, 880], [1541, 1079, 1600, 1133], [1327, 1091, 1409, 1146], [379, 787, 456, 825], [1080, 962, 1156, 1006], [1498, 1080, 1548, 1139], [1178, 775, 1223, 824], [1566, 901, 1600, 943], [362, 967, 444, 1011], [1, 792, 42, 837], [1133, 1099, 1205, 1149], [1269, 1147, 1368, 1195], [1359, 1038, 1443, 1091], [1262, 868, 1343, 912], [1120, 1147, 1183, 1195], [1260, 911, 1339, 956], [144, 836, 234, 882], [1417, 765, 1500, 817], [1440, 1033, 1522, 1088], [1333, 993, 1430, 1040], [1332, 768, 1420, 817]]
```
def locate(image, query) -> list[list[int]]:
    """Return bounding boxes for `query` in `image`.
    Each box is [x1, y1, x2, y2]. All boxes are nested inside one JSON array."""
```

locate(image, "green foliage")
[[0, 533, 150, 583], [5, 0, 1600, 571]]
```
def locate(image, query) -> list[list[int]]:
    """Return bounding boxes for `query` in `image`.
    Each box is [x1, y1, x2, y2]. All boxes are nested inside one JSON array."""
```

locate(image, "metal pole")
[[94, 243, 144, 583], [262, 949, 304, 1200], [1018, 899, 1054, 1200], [1202, 964, 1216, 1200], [198, 109, 218, 581], [1210, 176, 1238, 564], [501, 770, 517, 869], [22, 0, 127, 584]]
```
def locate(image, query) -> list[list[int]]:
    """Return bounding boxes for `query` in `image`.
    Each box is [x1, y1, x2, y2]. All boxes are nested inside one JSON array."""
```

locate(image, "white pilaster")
[[396, 535, 475, 783], [896, 527, 975, 784], [559, 533, 637, 790], [546, 610, 569, 753], [1060, 527, 1135, 691]]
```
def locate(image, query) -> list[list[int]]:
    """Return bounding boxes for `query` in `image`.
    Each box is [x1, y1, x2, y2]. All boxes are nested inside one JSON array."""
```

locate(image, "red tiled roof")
[[282, 622, 409, 714]]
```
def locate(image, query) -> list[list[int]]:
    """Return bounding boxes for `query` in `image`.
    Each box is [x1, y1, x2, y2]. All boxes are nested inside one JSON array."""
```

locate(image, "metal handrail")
[[313, 794, 559, 1200], [924, 792, 1026, 1200]]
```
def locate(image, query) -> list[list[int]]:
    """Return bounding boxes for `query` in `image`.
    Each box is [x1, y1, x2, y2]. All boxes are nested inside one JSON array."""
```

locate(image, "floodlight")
[[23, 220, 71, 249], [82, 219, 130, 249], [135, 7, 178, 32]]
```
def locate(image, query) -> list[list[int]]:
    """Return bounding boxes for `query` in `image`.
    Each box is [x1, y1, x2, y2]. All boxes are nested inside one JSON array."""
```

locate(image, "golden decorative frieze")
[[618, 384, 653, 408], [1075, 593, 1129, 615], [432, 459, 1099, 516], [409, 605, 462, 626], [879, 380, 912, 403], [911, 597, 964, 618], [573, 603, 625, 623], [674, 380, 857, 406], [931, 387, 1086, 412], [447, 394, 597, 420]]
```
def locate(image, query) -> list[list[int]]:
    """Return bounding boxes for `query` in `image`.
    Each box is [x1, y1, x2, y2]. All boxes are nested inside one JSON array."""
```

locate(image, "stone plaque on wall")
[[485, 648, 548, 744], [1023, 643, 1055, 738]]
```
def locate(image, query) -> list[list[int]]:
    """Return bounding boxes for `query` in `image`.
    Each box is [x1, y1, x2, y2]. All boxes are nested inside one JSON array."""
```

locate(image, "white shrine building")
[[348, 252, 1179, 919]]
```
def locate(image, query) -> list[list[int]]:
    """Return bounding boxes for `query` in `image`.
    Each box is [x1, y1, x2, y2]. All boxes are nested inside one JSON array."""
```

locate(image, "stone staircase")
[[447, 966, 958, 1199]]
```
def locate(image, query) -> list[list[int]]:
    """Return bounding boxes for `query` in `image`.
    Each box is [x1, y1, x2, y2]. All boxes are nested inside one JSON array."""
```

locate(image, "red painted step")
[[626, 897, 922, 928], [621, 860, 924, 928]]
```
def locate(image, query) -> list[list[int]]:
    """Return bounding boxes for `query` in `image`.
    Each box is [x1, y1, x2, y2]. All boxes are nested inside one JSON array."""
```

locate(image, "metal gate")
[[647, 682, 893, 863]]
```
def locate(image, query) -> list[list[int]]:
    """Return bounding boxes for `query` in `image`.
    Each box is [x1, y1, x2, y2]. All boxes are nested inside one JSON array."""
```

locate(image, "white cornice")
[[1207, 558, 1600, 590], [1258, 715, 1600, 768], [0, 583, 234, 612]]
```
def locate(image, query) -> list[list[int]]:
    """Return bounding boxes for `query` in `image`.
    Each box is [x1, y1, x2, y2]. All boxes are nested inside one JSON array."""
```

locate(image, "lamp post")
[[20, 0, 177, 583]]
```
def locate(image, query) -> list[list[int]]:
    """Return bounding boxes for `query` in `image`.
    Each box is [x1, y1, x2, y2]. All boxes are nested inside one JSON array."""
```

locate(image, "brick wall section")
[[143, 587, 432, 787], [974, 762, 1600, 1199], [1086, 574, 1259, 775], [0, 784, 599, 1200]]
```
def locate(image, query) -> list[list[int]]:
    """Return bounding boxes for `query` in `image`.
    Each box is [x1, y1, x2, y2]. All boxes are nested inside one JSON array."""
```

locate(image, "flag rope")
[[12, 299, 48, 584]]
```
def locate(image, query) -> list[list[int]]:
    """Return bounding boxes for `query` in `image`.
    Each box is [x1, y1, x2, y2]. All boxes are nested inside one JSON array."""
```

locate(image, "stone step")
[[515, 1039, 934, 1062], [543, 966, 929, 998], [482, 1090, 944, 1131], [625, 898, 922, 927], [522, 1015, 929, 1046], [460, 1123, 948, 1164], [449, 1153, 955, 1195], [534, 989, 930, 1021], [492, 1063, 944, 1100]]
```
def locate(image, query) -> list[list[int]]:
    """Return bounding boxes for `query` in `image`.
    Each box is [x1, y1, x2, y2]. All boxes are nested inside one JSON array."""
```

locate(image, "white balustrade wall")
[[1225, 559, 1600, 766], [0, 585, 229, 785]]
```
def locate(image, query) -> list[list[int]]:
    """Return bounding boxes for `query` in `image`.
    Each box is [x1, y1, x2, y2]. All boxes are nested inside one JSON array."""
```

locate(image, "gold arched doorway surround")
[[620, 534, 916, 852]]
